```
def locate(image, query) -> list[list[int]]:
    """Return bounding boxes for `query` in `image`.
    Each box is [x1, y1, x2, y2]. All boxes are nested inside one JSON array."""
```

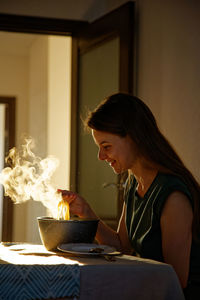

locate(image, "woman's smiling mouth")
[[107, 160, 116, 167]]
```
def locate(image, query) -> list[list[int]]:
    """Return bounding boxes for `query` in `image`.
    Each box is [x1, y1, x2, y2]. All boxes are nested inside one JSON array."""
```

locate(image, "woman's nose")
[[98, 149, 107, 161]]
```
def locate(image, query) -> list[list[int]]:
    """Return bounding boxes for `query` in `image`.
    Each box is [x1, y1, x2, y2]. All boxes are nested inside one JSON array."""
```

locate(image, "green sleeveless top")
[[125, 172, 200, 283]]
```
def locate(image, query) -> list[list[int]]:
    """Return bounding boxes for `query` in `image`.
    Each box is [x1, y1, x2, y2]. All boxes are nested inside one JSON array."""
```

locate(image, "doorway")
[[0, 32, 72, 243]]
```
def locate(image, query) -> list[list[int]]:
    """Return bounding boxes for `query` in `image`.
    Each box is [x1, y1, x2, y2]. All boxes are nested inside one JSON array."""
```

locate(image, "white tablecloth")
[[0, 243, 185, 300], [75, 254, 185, 300]]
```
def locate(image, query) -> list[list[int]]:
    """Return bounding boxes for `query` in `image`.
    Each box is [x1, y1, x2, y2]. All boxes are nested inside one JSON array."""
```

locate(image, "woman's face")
[[92, 129, 138, 174]]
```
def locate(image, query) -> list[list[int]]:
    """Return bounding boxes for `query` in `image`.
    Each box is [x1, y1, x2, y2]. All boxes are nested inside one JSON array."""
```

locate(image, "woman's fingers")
[[57, 189, 78, 204], [57, 189, 92, 218]]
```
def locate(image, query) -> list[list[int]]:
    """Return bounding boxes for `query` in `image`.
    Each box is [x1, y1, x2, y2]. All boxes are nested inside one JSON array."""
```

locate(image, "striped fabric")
[[0, 263, 80, 300]]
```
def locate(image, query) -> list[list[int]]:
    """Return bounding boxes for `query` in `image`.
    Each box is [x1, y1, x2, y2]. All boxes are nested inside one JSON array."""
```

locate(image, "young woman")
[[60, 93, 200, 299]]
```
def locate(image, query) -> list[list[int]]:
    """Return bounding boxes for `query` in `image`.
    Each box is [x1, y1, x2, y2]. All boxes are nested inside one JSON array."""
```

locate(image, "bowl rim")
[[37, 216, 99, 223]]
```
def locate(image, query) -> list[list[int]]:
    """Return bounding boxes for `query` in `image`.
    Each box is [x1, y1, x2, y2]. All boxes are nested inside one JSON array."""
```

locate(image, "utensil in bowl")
[[37, 216, 99, 251]]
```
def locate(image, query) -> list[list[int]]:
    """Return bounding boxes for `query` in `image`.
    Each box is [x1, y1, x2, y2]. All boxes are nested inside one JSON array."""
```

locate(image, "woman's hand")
[[57, 189, 96, 219]]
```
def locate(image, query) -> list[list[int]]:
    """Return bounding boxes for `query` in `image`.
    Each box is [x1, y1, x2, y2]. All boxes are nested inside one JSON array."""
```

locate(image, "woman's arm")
[[160, 191, 193, 288], [95, 203, 133, 254]]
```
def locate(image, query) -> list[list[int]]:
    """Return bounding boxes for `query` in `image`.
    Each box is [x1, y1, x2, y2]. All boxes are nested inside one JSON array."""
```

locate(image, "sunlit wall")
[[47, 36, 71, 191], [27, 35, 71, 243]]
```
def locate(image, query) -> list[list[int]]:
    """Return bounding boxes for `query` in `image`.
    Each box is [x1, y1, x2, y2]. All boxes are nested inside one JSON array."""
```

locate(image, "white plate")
[[57, 243, 119, 256]]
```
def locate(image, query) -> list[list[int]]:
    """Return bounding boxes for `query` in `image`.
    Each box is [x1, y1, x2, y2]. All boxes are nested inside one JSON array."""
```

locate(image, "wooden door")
[[71, 2, 135, 229]]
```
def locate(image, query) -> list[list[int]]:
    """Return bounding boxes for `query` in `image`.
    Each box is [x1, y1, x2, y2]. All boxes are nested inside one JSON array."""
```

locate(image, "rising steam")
[[0, 138, 62, 217]]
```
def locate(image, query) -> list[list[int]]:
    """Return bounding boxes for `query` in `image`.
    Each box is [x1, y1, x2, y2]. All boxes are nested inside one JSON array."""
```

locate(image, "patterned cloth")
[[0, 263, 80, 300]]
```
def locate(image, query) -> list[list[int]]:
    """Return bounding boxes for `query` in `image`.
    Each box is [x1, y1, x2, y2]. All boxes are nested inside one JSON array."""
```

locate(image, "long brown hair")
[[86, 92, 200, 240]]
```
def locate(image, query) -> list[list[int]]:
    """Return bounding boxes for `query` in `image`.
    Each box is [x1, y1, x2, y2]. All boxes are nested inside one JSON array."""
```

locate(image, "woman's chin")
[[111, 165, 123, 174]]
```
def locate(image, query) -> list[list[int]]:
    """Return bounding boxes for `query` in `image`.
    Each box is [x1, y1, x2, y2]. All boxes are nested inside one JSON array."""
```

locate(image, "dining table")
[[0, 242, 185, 300]]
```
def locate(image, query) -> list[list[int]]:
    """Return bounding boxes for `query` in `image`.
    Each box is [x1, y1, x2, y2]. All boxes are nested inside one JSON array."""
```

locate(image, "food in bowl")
[[37, 216, 99, 251]]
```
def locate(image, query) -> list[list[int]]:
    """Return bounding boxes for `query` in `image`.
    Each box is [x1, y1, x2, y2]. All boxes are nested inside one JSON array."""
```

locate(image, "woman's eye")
[[103, 145, 110, 150]]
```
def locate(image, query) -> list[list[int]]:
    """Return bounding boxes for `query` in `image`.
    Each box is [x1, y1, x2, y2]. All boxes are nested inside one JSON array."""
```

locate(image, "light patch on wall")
[[47, 35, 72, 190]]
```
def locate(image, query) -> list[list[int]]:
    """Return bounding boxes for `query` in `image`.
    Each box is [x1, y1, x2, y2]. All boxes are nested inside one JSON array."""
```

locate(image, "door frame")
[[71, 2, 135, 222], [0, 12, 89, 35], [0, 97, 15, 241]]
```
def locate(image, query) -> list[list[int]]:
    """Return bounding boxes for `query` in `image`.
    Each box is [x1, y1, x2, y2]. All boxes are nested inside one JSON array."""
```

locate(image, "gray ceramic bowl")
[[37, 216, 99, 251]]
